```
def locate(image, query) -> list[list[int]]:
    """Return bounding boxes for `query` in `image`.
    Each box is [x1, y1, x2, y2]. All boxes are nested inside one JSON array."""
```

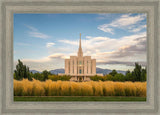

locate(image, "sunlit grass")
[[14, 79, 146, 97]]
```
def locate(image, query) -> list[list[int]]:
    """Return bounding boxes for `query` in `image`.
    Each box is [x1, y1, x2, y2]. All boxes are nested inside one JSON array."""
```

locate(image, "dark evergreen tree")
[[14, 59, 32, 80], [141, 68, 146, 81], [132, 63, 146, 81]]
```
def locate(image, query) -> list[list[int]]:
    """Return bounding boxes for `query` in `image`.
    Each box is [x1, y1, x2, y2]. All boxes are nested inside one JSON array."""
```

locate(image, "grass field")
[[14, 96, 146, 101], [14, 79, 146, 97]]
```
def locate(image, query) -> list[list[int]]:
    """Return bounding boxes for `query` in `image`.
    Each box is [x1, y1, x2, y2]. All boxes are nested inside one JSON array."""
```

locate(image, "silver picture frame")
[[0, 0, 159, 114]]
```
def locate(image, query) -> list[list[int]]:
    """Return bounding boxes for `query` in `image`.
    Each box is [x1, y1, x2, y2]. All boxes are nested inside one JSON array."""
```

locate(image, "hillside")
[[30, 68, 126, 75]]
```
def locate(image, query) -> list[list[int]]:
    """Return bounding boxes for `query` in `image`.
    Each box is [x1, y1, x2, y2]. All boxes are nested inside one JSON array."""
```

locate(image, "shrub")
[[90, 75, 104, 81]]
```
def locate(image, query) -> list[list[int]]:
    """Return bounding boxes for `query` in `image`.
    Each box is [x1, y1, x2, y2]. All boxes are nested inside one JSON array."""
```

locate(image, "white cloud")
[[97, 64, 135, 71], [22, 53, 65, 63], [22, 57, 51, 63], [25, 25, 51, 39], [57, 32, 146, 64], [15, 53, 65, 71], [24, 25, 38, 31], [98, 26, 114, 34], [29, 31, 51, 39], [46, 42, 55, 48], [129, 25, 146, 33], [48, 53, 65, 59], [98, 14, 146, 34], [110, 14, 145, 27], [16, 32, 146, 71]]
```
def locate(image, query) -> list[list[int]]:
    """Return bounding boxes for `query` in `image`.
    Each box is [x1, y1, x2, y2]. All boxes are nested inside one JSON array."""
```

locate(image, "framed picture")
[[0, 0, 159, 114]]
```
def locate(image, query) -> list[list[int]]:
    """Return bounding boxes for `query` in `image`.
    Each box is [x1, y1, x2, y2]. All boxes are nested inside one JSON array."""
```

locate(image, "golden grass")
[[14, 79, 146, 97]]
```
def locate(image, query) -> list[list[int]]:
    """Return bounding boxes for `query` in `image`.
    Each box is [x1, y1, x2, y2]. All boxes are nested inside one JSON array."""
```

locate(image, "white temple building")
[[59, 34, 103, 82]]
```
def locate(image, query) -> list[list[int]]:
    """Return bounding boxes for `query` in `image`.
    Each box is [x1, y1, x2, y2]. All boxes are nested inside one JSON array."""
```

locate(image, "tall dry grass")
[[14, 79, 146, 97]]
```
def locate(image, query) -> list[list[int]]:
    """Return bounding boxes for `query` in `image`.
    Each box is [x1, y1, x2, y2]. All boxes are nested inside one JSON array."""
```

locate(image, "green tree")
[[132, 63, 141, 81], [141, 68, 146, 81], [125, 70, 131, 75], [32, 73, 44, 81], [109, 70, 117, 76], [125, 72, 134, 81], [132, 63, 146, 81], [90, 75, 103, 81], [42, 70, 51, 81], [114, 73, 125, 81], [105, 74, 113, 81], [14, 59, 32, 81]]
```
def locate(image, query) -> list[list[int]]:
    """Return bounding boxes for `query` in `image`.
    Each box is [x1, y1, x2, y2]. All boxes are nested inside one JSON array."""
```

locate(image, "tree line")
[[14, 59, 146, 82], [90, 63, 146, 82]]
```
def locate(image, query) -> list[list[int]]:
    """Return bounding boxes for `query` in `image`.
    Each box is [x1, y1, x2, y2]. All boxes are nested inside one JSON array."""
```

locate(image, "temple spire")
[[79, 33, 81, 49], [78, 33, 83, 57]]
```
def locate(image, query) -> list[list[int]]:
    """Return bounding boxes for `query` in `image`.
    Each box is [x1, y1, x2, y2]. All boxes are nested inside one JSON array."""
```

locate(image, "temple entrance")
[[79, 76, 82, 82], [77, 76, 84, 82]]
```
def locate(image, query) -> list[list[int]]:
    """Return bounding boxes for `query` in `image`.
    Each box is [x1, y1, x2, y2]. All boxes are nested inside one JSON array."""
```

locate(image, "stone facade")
[[60, 33, 103, 82]]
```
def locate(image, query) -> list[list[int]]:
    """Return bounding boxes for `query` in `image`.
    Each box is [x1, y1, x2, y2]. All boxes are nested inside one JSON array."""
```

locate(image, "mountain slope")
[[48, 68, 126, 75], [30, 70, 41, 74], [96, 67, 126, 75], [30, 68, 126, 75], [50, 69, 65, 75]]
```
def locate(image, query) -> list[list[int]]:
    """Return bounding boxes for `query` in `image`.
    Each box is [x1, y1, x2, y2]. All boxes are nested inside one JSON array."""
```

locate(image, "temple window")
[[79, 69, 82, 74], [79, 61, 82, 65]]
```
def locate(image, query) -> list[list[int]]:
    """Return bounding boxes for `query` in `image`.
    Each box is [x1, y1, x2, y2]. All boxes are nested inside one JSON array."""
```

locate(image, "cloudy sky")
[[14, 13, 147, 71]]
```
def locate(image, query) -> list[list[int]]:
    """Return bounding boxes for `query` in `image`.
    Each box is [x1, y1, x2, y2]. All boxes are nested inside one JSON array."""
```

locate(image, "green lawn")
[[14, 96, 146, 101]]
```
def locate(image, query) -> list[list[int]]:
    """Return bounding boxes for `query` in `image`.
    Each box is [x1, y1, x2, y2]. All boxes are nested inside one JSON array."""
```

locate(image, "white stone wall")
[[92, 59, 96, 74], [65, 59, 70, 74], [73, 57, 77, 75], [65, 56, 97, 77], [70, 56, 73, 75], [83, 56, 87, 74]]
